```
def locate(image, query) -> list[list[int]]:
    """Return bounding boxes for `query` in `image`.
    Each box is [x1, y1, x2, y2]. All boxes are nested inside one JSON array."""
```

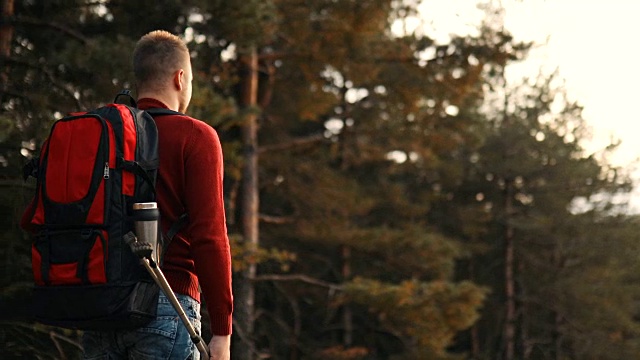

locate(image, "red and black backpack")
[[21, 91, 180, 330]]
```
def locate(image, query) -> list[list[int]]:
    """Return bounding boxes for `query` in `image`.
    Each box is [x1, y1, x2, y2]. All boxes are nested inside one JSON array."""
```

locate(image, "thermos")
[[131, 202, 160, 263]]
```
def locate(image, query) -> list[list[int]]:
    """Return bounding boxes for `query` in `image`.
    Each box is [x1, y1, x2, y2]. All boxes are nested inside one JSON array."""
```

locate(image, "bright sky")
[[504, 0, 640, 165], [415, 0, 640, 210]]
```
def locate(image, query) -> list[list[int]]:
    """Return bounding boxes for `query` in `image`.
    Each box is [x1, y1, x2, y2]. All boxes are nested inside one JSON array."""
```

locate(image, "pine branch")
[[259, 213, 294, 224], [3, 56, 84, 109], [2, 321, 83, 352], [0, 180, 34, 189], [258, 134, 326, 154], [252, 274, 341, 290], [1, 15, 89, 44]]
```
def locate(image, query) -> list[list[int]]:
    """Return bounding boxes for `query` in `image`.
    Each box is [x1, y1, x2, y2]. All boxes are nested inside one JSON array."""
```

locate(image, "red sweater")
[[139, 98, 233, 335]]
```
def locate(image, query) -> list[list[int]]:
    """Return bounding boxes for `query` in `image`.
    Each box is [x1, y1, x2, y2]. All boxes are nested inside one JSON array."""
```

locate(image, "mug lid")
[[132, 202, 158, 210]]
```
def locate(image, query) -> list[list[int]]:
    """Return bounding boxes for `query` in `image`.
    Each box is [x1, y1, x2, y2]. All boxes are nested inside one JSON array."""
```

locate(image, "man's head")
[[133, 30, 192, 112]]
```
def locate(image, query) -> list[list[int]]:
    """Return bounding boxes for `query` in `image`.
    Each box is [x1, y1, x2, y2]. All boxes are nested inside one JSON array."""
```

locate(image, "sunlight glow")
[[445, 105, 459, 116], [221, 43, 237, 62], [325, 118, 344, 135], [386, 150, 407, 163], [345, 88, 369, 104]]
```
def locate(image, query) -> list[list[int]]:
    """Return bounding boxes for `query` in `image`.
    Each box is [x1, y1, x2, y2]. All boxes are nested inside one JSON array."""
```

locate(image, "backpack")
[[21, 91, 181, 330]]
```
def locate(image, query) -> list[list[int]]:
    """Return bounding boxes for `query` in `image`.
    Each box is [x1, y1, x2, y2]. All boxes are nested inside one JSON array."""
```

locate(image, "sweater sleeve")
[[183, 121, 233, 335]]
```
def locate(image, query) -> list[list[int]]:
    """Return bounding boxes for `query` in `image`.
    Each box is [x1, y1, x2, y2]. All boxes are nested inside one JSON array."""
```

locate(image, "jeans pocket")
[[128, 316, 179, 360], [136, 315, 179, 339]]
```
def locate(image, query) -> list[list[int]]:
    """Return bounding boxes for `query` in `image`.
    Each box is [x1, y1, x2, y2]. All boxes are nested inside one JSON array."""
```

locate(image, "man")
[[82, 30, 233, 359]]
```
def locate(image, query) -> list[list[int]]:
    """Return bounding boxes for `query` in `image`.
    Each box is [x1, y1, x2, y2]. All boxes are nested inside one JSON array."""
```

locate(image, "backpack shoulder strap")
[[160, 213, 189, 265], [143, 106, 189, 261], [145, 108, 186, 117], [166, 213, 189, 242]]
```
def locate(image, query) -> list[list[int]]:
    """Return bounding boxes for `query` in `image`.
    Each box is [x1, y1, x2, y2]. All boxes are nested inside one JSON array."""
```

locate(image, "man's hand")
[[208, 335, 231, 360]]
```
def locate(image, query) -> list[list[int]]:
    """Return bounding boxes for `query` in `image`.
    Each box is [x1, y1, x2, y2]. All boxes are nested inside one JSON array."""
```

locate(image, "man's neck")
[[137, 91, 179, 112]]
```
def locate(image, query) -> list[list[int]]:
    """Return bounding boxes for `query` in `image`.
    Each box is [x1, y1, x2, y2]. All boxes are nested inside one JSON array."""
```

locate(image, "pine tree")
[[241, 1, 528, 358], [444, 71, 640, 359]]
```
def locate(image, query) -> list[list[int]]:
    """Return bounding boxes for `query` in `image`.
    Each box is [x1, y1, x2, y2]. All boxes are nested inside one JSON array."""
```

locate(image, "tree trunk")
[[235, 46, 260, 360], [520, 261, 532, 360], [0, 0, 14, 90], [552, 242, 562, 360], [342, 245, 353, 347], [503, 178, 516, 360], [338, 85, 354, 348], [469, 260, 480, 359]]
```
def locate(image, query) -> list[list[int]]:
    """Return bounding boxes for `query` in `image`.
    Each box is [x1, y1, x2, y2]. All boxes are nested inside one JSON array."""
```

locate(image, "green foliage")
[[343, 278, 487, 358], [230, 234, 296, 272], [206, 0, 278, 47]]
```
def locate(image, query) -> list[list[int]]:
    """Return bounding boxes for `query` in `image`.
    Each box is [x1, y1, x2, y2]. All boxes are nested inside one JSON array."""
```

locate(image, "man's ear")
[[173, 69, 185, 91]]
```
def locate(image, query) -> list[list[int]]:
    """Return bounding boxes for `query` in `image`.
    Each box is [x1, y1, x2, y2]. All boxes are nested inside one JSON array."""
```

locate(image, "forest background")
[[2, 1, 640, 359]]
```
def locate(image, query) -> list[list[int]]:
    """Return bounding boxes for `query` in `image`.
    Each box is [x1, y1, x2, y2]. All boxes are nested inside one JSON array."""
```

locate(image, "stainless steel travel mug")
[[132, 202, 160, 263]]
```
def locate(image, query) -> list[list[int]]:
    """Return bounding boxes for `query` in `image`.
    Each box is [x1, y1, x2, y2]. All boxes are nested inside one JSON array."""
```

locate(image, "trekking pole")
[[125, 233, 210, 358], [126, 202, 210, 359]]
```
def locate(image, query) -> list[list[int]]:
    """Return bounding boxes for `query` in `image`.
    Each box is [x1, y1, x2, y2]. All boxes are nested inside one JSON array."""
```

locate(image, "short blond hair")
[[133, 30, 190, 91]]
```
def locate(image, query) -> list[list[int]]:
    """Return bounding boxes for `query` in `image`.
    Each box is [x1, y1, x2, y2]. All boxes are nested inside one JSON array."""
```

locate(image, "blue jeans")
[[82, 293, 202, 360]]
